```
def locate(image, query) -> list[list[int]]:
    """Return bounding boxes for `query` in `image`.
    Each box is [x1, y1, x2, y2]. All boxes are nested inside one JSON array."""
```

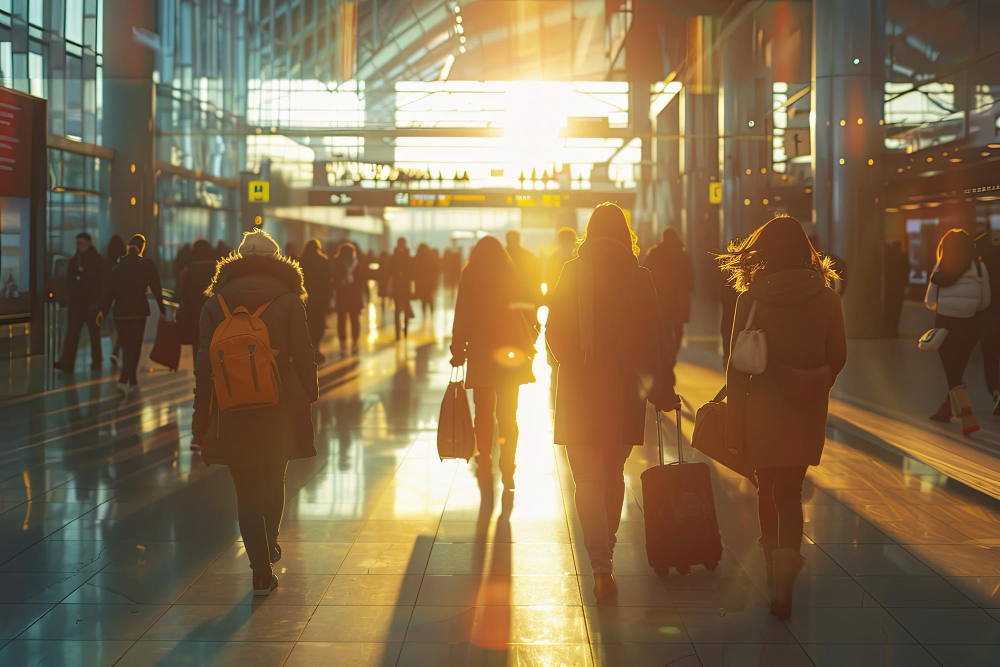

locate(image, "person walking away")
[[644, 227, 693, 360], [884, 241, 909, 337], [389, 239, 414, 340], [926, 229, 990, 432], [975, 230, 1000, 415], [542, 227, 578, 302], [333, 242, 364, 355], [718, 216, 846, 619], [376, 250, 392, 316], [413, 243, 442, 321], [546, 203, 678, 604], [174, 243, 192, 283], [451, 236, 536, 490], [99, 234, 166, 395], [105, 235, 126, 367], [191, 228, 318, 596], [298, 240, 333, 363], [176, 239, 216, 366], [506, 230, 542, 303], [54, 232, 107, 372]]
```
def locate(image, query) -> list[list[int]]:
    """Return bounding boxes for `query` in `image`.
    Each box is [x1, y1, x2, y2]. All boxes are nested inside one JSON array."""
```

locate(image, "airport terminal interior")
[[3, 0, 1000, 665]]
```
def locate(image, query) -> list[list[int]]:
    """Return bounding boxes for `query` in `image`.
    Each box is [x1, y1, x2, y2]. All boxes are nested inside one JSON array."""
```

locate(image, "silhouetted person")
[[926, 229, 990, 433], [99, 234, 166, 395], [175, 242, 192, 282], [884, 241, 909, 338], [215, 240, 231, 260], [284, 242, 300, 260], [191, 229, 318, 597], [644, 226, 693, 360], [333, 242, 364, 355], [299, 239, 333, 363], [177, 239, 216, 365], [506, 230, 542, 302], [443, 245, 463, 292], [375, 250, 392, 315], [105, 234, 127, 367], [54, 232, 106, 372], [542, 227, 578, 301], [546, 203, 678, 605], [976, 230, 1000, 414], [389, 238, 413, 340], [718, 216, 846, 619], [451, 236, 536, 489], [413, 243, 442, 320]]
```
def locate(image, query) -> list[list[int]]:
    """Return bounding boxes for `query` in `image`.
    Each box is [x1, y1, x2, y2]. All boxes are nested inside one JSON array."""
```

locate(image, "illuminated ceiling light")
[[926, 157, 933, 162], [459, 45, 466, 53], [130, 196, 136, 206], [455, 15, 462, 23], [943, 151, 948, 156], [455, 24, 464, 34], [879, 119, 884, 125], [988, 143, 1000, 149], [747, 120, 755, 128], [897, 167, 904, 173], [760, 167, 767, 174], [745, 168, 751, 175], [839, 120, 846, 126], [743, 198, 750, 206], [949, 158, 962, 163], [453, 4, 461, 12], [459, 35, 466, 43], [868, 158, 874, 165], [853, 58, 860, 65], [762, 198, 769, 205], [857, 118, 863, 125], [130, 163, 136, 173], [839, 158, 845, 165], [982, 151, 992, 157]]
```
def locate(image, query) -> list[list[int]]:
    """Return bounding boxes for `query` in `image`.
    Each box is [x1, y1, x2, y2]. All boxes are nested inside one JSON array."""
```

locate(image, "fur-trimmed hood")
[[205, 252, 307, 302]]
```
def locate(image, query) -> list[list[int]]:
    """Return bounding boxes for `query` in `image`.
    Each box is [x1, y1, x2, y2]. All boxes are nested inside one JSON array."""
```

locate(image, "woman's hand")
[[450, 355, 466, 367]]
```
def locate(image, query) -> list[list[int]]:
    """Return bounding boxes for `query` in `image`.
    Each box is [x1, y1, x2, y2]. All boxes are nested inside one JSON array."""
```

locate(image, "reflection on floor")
[[1, 305, 1000, 666]]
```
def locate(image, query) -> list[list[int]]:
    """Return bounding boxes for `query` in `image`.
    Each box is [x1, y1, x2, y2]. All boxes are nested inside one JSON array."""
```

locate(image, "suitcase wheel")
[[653, 565, 670, 577], [676, 564, 691, 576], [704, 560, 719, 572]]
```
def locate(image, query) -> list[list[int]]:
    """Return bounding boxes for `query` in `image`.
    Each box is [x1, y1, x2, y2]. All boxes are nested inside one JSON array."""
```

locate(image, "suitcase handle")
[[655, 397, 684, 466]]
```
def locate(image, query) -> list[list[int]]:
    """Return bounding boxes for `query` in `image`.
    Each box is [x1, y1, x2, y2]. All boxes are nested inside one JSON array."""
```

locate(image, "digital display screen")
[[0, 197, 31, 319]]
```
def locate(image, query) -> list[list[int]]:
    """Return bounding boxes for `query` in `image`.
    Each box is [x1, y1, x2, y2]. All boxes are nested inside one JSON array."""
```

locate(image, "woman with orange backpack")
[[191, 229, 319, 597]]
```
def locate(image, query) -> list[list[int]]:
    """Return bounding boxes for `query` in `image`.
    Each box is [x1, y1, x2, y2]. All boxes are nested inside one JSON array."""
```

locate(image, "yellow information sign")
[[709, 181, 722, 204], [249, 180, 269, 203]]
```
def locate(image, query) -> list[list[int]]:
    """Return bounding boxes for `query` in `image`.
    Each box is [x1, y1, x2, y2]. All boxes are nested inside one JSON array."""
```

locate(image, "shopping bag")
[[437, 366, 476, 461], [149, 318, 182, 371], [691, 386, 757, 484]]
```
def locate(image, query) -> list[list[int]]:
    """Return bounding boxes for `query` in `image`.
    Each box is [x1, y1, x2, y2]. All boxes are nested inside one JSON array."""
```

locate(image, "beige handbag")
[[731, 299, 767, 374]]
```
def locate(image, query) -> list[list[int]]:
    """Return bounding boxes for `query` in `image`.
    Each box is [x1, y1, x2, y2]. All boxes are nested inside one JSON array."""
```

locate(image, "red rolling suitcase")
[[149, 318, 181, 371], [641, 403, 724, 576]]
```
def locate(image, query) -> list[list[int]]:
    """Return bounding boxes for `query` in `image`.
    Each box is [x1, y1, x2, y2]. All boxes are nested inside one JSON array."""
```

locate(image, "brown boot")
[[929, 396, 952, 422], [762, 547, 776, 588], [950, 385, 980, 436], [771, 549, 804, 619], [593, 572, 618, 605]]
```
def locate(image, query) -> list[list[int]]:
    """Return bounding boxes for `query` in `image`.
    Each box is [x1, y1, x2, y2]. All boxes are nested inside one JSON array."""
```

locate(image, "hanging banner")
[[335, 1, 358, 83]]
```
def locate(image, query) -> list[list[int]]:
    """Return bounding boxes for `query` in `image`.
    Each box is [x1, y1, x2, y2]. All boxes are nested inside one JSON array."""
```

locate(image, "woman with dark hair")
[[643, 226, 693, 359], [717, 215, 846, 619], [105, 235, 127, 367], [413, 243, 442, 321], [546, 202, 678, 604], [450, 235, 537, 489], [99, 233, 166, 395], [177, 239, 216, 366], [925, 229, 990, 433], [333, 242, 364, 355], [299, 239, 333, 363]]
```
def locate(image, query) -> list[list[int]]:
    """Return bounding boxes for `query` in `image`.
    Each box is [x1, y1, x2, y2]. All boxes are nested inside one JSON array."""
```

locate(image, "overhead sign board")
[[248, 180, 269, 202], [783, 129, 810, 158]]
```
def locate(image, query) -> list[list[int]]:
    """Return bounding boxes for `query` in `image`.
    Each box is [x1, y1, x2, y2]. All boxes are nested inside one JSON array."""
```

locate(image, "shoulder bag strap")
[[217, 294, 231, 320], [745, 298, 758, 329]]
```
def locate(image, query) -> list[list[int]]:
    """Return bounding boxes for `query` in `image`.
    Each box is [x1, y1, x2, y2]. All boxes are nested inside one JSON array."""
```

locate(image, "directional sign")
[[783, 129, 810, 158], [248, 180, 269, 202], [709, 181, 722, 204]]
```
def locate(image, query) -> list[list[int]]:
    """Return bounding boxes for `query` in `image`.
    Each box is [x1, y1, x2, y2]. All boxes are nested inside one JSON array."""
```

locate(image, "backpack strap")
[[253, 299, 275, 318], [217, 294, 231, 320]]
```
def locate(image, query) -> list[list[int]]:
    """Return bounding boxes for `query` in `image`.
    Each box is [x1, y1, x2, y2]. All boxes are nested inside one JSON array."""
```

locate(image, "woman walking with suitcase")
[[546, 203, 678, 604], [717, 216, 846, 619], [450, 235, 536, 489]]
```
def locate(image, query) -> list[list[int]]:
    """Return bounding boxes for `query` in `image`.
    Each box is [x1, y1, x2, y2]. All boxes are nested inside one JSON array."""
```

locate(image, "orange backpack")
[[209, 294, 281, 412]]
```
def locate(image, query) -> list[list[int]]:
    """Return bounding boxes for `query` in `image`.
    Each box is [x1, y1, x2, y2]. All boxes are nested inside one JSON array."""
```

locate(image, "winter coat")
[[546, 238, 675, 449], [192, 252, 319, 466], [67, 247, 107, 313], [976, 236, 1000, 319], [413, 252, 441, 302], [451, 267, 536, 390], [508, 245, 542, 296], [389, 248, 413, 299], [726, 269, 847, 469], [299, 249, 333, 317], [177, 260, 215, 345], [926, 261, 991, 319], [333, 255, 364, 314], [105, 254, 166, 319], [643, 242, 693, 324]]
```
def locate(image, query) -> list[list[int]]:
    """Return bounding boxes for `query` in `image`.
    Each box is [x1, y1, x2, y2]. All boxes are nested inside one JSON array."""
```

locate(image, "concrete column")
[[102, 0, 157, 257], [630, 81, 654, 246], [654, 94, 681, 234], [812, 0, 886, 338]]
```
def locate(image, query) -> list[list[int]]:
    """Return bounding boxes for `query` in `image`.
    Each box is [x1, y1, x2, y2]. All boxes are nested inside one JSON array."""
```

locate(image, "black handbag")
[[691, 386, 757, 484]]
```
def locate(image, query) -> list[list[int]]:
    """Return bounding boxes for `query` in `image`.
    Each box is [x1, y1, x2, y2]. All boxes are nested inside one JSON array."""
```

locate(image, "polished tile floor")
[[1, 302, 1000, 666]]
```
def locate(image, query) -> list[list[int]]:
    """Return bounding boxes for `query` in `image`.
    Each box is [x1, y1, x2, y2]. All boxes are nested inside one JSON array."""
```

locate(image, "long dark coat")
[[67, 246, 106, 313], [192, 252, 319, 465], [644, 241, 693, 324], [726, 269, 847, 468], [546, 238, 675, 449], [176, 259, 215, 345]]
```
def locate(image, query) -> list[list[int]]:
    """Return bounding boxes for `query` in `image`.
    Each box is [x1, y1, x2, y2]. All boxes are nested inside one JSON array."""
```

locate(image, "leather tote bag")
[[731, 299, 767, 374], [437, 365, 476, 461], [691, 387, 757, 484]]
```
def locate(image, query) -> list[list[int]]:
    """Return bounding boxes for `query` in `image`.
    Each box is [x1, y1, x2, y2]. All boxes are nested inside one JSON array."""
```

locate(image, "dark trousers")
[[337, 309, 361, 344], [567, 443, 630, 573], [472, 385, 519, 474], [979, 316, 1000, 396], [394, 298, 409, 339], [114, 318, 146, 385], [61, 308, 102, 367], [755, 466, 808, 551], [228, 463, 287, 576], [935, 314, 979, 389]]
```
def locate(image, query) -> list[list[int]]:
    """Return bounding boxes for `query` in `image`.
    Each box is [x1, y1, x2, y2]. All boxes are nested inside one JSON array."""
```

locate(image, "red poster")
[[0, 88, 33, 198]]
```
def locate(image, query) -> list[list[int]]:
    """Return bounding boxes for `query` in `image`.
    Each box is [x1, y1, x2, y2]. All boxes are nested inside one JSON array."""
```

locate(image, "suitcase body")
[[149, 318, 181, 371], [641, 404, 724, 576]]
